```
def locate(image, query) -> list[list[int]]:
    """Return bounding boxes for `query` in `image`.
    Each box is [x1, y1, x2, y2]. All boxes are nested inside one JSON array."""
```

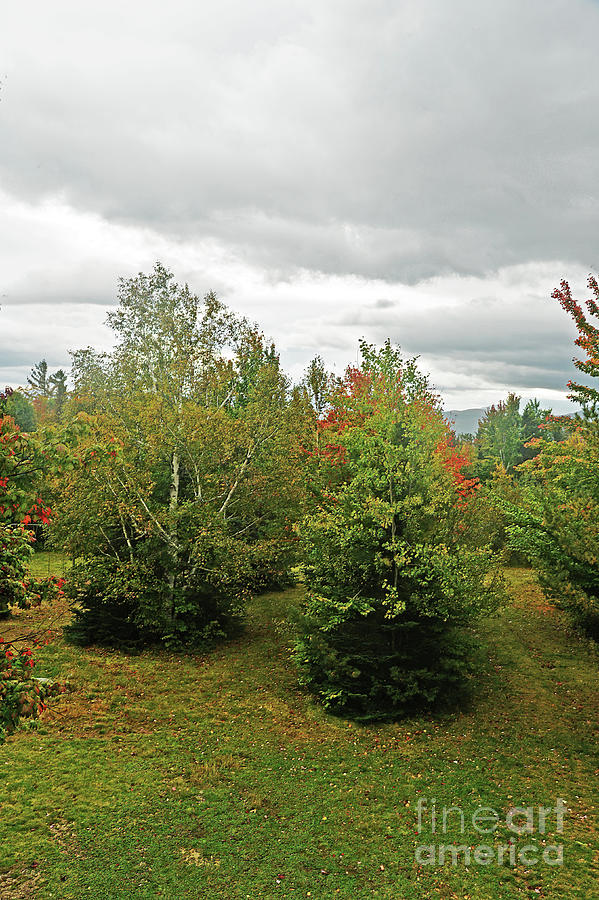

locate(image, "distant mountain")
[[444, 408, 487, 437]]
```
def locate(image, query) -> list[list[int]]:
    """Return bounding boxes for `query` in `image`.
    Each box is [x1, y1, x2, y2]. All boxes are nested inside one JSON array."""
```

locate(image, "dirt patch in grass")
[[0, 865, 43, 899]]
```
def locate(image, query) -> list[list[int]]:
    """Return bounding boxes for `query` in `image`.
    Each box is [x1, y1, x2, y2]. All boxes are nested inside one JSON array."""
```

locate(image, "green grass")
[[1, 563, 598, 898], [27, 551, 71, 578]]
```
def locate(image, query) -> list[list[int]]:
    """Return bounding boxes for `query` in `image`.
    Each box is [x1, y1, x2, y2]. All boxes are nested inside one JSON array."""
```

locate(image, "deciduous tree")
[[507, 276, 599, 637], [58, 264, 306, 647]]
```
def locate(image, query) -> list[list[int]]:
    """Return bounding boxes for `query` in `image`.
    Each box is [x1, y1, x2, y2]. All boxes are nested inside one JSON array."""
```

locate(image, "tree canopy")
[[58, 264, 307, 647]]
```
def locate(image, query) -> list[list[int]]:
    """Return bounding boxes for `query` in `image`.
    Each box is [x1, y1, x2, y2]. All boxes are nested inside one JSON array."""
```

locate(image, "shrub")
[[294, 549, 498, 720], [507, 428, 599, 638], [0, 525, 35, 617], [64, 544, 249, 650], [19, 573, 66, 609], [0, 640, 66, 743]]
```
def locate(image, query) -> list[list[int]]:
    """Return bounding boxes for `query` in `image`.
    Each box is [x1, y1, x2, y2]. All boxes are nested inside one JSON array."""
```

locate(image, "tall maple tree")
[[552, 275, 599, 417]]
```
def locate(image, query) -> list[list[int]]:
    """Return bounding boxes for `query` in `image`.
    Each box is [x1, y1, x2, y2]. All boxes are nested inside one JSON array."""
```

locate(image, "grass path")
[[1, 568, 598, 898]]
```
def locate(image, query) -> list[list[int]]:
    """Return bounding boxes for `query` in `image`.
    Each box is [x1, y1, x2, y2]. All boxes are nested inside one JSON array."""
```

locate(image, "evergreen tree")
[[49, 370, 68, 419], [26, 360, 52, 398], [475, 393, 523, 476], [294, 341, 502, 720]]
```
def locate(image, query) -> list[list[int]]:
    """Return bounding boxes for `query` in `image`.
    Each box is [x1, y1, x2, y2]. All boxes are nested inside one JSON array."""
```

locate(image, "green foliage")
[[458, 465, 526, 562], [0, 645, 39, 741], [64, 558, 163, 648], [294, 342, 502, 720], [0, 641, 66, 743], [23, 360, 69, 423], [57, 264, 306, 648], [301, 355, 333, 418], [506, 428, 599, 637], [473, 395, 568, 558], [0, 524, 66, 618], [294, 560, 495, 722], [473, 395, 566, 481], [0, 525, 34, 617], [475, 394, 558, 475], [3, 391, 36, 432], [64, 535, 253, 649], [49, 370, 68, 420], [0, 412, 85, 527], [26, 360, 52, 398], [504, 275, 599, 638], [475, 393, 524, 476], [0, 399, 87, 624], [552, 275, 599, 416]]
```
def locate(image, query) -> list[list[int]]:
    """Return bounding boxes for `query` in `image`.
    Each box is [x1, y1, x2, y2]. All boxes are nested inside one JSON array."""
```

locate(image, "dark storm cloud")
[[2, 0, 599, 282]]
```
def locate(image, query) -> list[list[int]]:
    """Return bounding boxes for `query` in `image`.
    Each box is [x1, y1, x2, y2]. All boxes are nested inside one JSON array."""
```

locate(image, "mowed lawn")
[[1, 566, 598, 899]]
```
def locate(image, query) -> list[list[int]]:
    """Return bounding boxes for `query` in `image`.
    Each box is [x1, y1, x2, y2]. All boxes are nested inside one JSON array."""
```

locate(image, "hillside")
[[445, 407, 487, 437]]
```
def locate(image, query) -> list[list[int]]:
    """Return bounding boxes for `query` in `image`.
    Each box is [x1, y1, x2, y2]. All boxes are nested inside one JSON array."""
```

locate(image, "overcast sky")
[[1, 0, 597, 411]]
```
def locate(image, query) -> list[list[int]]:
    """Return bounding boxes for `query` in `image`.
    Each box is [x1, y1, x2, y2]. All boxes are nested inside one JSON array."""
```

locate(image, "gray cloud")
[[2, 0, 599, 281], [0, 251, 587, 411], [0, 1, 596, 411]]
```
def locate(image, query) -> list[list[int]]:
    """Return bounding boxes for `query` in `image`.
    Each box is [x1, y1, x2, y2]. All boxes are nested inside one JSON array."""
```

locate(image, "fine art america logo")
[[415, 797, 566, 867]]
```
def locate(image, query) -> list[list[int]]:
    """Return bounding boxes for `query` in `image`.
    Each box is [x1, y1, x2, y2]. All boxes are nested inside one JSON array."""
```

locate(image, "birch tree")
[[57, 264, 306, 646]]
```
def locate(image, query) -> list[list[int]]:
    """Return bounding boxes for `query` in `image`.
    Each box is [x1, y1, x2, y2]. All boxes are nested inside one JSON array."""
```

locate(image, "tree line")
[[2, 264, 598, 723]]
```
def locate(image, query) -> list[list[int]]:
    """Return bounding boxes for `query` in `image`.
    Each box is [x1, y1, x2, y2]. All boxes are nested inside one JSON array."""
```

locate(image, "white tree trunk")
[[166, 448, 180, 620]]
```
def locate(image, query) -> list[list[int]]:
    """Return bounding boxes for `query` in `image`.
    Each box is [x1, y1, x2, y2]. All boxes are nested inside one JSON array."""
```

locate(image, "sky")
[[1, 0, 598, 412]]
